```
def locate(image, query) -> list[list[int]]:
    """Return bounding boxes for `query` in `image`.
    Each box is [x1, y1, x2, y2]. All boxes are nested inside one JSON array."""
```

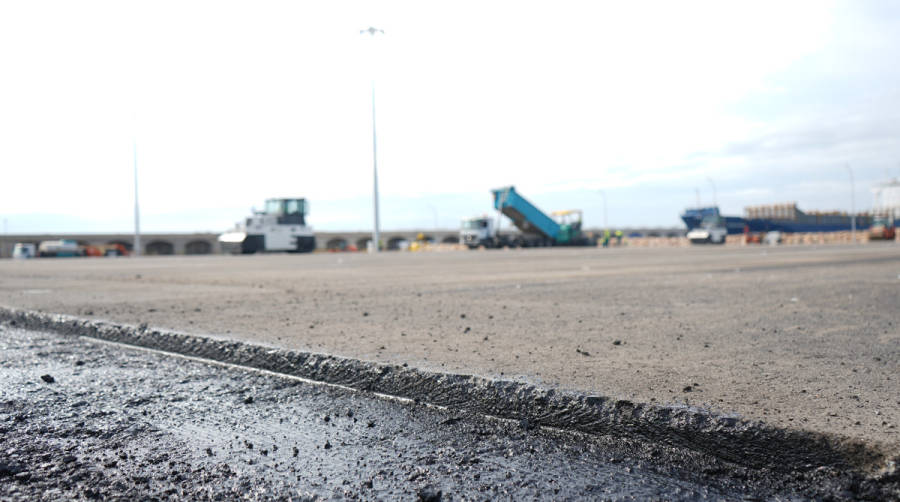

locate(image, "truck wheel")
[[241, 235, 265, 254], [293, 236, 316, 253]]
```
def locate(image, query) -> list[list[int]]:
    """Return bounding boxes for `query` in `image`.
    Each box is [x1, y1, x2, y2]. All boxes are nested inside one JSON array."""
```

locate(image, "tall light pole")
[[845, 164, 856, 244], [597, 190, 608, 229], [361, 27, 384, 253], [426, 203, 438, 230], [706, 177, 717, 207], [133, 134, 141, 256]]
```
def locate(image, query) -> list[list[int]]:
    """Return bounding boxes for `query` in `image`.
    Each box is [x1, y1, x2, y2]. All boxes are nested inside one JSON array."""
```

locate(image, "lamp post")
[[361, 27, 384, 253], [845, 164, 856, 244], [133, 135, 141, 256], [706, 177, 717, 207], [426, 204, 438, 230]]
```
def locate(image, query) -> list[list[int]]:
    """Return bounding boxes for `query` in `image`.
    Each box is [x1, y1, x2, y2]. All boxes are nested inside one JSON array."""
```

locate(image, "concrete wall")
[[0, 227, 685, 258], [0, 233, 220, 258], [0, 231, 461, 258]]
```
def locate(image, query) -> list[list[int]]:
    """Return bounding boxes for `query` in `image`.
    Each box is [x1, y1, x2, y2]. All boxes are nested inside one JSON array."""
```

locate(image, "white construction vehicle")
[[12, 243, 37, 259], [218, 198, 316, 254]]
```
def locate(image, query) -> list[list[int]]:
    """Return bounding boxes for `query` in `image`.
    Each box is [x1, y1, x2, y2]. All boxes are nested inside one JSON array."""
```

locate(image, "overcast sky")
[[2, 1, 900, 233]]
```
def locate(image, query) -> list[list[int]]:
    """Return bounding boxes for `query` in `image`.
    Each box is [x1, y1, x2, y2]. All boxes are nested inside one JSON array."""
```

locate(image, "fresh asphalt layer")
[[0, 245, 898, 469], [0, 325, 881, 500]]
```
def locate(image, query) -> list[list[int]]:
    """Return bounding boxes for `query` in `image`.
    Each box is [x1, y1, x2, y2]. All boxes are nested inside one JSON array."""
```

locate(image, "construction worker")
[[615, 229, 623, 246], [602, 229, 611, 248]]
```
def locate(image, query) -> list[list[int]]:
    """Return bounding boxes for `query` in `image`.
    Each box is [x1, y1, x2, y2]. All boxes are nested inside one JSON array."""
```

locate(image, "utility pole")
[[707, 177, 717, 207], [361, 27, 384, 253], [426, 204, 438, 230], [845, 164, 856, 244], [133, 135, 141, 256]]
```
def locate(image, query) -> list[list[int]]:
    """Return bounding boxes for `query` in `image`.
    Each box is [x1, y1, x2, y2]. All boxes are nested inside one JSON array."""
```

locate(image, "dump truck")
[[478, 186, 593, 247], [218, 198, 316, 254]]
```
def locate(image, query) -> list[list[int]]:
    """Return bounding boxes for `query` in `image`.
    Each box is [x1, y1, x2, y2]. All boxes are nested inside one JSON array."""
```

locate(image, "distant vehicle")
[[687, 216, 727, 244], [488, 186, 593, 247], [681, 206, 747, 234], [762, 231, 783, 246], [219, 198, 315, 254], [868, 216, 896, 240], [38, 239, 83, 257], [12, 243, 36, 259], [460, 216, 504, 248], [461, 187, 594, 248], [84, 243, 129, 257]]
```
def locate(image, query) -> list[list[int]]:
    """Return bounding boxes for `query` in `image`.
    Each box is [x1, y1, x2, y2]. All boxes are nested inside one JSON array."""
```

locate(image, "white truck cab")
[[460, 216, 496, 248], [219, 198, 316, 254], [687, 215, 728, 244]]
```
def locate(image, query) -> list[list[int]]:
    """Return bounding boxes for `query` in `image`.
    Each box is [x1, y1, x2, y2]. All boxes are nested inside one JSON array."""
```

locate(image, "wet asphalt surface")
[[0, 326, 827, 501]]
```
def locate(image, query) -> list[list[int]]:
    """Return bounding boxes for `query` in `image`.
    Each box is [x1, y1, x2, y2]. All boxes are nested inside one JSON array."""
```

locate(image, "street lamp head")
[[361, 27, 384, 36]]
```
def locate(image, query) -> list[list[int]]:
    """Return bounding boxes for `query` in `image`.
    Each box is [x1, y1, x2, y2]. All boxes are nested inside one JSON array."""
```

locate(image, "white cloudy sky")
[[2, 0, 899, 233]]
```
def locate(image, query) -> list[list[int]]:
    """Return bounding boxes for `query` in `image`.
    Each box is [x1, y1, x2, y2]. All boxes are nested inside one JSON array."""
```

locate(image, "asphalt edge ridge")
[[1, 306, 896, 483]]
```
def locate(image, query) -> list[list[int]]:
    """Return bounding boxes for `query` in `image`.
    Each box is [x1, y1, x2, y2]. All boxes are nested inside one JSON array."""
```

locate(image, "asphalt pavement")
[[0, 325, 827, 500], [0, 244, 898, 484]]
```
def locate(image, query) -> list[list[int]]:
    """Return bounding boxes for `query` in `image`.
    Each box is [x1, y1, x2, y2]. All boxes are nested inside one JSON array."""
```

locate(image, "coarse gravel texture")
[[0, 245, 898, 455], [0, 325, 848, 501]]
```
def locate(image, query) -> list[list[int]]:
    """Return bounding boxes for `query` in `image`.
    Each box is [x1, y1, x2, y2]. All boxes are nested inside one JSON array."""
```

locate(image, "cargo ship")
[[681, 203, 871, 234]]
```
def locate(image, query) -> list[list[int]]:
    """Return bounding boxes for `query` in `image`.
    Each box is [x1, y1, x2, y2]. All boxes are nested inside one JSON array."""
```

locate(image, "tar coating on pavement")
[[2, 325, 879, 501]]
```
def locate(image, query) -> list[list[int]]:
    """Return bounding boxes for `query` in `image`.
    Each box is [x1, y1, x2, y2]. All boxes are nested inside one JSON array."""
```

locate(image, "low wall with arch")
[[0, 233, 220, 258], [0, 227, 684, 257]]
